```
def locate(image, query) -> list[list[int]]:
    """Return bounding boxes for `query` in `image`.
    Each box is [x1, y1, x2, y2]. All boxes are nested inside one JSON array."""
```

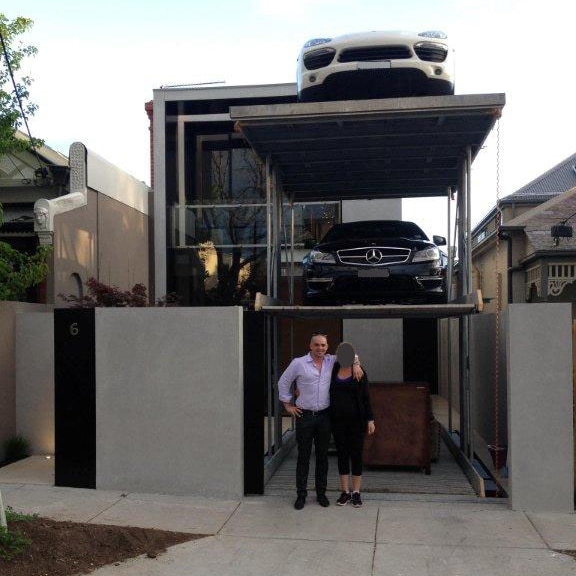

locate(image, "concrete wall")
[[506, 303, 573, 512], [16, 313, 54, 455], [95, 307, 244, 498], [342, 199, 403, 380], [470, 313, 507, 447], [0, 302, 48, 460]]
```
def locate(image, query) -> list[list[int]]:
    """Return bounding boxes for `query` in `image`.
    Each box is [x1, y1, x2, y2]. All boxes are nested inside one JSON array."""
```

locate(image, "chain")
[[493, 118, 502, 476]]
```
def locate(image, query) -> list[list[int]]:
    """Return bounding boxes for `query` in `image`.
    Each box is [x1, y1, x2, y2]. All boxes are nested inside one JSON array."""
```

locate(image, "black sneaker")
[[316, 494, 330, 507], [351, 492, 363, 508], [294, 495, 306, 510], [336, 491, 351, 506]]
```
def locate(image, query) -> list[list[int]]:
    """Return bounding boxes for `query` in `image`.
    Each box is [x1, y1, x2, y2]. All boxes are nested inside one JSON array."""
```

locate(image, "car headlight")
[[418, 30, 448, 40], [303, 38, 333, 49], [412, 247, 440, 262], [309, 250, 336, 264]]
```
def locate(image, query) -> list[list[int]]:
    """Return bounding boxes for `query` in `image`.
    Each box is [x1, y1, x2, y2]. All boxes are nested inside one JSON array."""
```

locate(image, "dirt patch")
[[0, 516, 206, 576]]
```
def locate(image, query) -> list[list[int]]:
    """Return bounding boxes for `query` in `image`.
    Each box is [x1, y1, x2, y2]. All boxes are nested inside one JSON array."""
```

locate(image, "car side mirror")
[[433, 235, 446, 246]]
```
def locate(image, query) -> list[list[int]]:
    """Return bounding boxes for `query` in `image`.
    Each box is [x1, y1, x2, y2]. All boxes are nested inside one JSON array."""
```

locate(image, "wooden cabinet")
[[363, 382, 431, 474]]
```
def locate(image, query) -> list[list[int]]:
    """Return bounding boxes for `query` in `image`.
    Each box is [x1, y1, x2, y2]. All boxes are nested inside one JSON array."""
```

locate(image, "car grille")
[[414, 43, 448, 62], [338, 45, 411, 62], [304, 48, 336, 70], [337, 247, 411, 266]]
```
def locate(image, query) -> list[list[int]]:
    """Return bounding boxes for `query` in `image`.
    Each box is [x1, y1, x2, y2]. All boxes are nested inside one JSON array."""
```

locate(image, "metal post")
[[266, 315, 273, 457], [465, 147, 474, 462], [177, 118, 186, 248], [457, 156, 469, 456], [466, 146, 473, 294], [290, 197, 295, 306], [266, 156, 272, 297], [446, 189, 453, 433], [273, 167, 283, 452]]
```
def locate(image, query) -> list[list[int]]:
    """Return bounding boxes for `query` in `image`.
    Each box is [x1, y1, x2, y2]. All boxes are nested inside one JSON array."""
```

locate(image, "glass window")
[[198, 135, 265, 204], [284, 202, 340, 249], [170, 205, 267, 248], [170, 245, 267, 306]]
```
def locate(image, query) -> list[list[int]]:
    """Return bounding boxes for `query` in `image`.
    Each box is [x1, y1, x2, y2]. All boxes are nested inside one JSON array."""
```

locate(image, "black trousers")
[[295, 411, 331, 497], [332, 421, 364, 476]]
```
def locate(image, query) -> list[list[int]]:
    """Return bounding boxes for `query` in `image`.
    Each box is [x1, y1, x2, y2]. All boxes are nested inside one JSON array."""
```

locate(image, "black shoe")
[[351, 492, 363, 508], [316, 494, 330, 507], [294, 495, 306, 510], [336, 491, 351, 506]]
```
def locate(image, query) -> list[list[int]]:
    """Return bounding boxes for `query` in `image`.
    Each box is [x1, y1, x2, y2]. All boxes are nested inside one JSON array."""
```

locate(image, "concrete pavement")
[[2, 481, 576, 575]]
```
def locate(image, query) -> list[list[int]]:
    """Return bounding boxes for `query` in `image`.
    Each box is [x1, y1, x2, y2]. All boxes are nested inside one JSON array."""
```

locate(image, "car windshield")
[[321, 221, 428, 243]]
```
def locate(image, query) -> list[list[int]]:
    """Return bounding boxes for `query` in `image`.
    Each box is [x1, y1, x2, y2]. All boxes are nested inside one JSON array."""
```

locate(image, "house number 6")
[[69, 323, 79, 336]]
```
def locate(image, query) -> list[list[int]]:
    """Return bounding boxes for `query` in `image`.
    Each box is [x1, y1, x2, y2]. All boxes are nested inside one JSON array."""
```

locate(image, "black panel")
[[243, 311, 266, 495], [54, 309, 96, 488], [403, 318, 438, 394]]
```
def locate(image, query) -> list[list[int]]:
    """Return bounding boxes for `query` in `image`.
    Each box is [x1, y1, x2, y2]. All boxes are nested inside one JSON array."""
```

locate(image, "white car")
[[297, 30, 454, 102]]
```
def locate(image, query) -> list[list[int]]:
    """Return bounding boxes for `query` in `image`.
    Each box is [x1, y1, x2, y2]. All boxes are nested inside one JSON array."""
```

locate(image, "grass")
[[0, 508, 35, 560]]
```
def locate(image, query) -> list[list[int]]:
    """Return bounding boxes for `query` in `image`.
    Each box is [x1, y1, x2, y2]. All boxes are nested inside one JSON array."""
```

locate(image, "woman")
[[330, 342, 375, 508]]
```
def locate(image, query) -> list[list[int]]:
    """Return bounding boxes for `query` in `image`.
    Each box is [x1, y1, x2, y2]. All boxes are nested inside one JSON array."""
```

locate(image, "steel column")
[[446, 189, 453, 433]]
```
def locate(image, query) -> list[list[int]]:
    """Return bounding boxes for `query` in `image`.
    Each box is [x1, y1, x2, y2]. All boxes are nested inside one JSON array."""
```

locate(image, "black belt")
[[300, 408, 330, 416]]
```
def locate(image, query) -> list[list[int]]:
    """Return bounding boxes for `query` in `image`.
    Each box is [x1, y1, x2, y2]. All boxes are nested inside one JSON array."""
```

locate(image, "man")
[[278, 332, 362, 510]]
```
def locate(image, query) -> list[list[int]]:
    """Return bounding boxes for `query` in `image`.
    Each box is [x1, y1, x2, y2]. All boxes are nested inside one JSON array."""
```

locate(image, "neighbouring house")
[[471, 152, 576, 315], [0, 132, 152, 304], [0, 134, 152, 462], [0, 132, 69, 303]]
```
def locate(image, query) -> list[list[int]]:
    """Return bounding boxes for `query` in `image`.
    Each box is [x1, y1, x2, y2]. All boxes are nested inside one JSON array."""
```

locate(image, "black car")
[[302, 220, 447, 305]]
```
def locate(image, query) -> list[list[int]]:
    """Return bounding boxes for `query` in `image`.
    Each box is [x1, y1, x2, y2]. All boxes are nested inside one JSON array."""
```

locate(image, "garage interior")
[[234, 93, 507, 498]]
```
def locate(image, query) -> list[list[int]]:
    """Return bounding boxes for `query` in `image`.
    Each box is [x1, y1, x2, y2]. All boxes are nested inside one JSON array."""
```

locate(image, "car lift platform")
[[254, 294, 479, 319]]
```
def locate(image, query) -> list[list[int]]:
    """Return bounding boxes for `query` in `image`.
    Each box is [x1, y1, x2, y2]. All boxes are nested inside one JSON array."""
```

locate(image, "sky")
[[3, 0, 576, 239]]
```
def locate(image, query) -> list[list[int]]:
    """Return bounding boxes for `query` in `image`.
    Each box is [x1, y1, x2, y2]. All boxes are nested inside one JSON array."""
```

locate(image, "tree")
[[0, 242, 49, 301], [0, 14, 48, 302], [0, 14, 42, 156]]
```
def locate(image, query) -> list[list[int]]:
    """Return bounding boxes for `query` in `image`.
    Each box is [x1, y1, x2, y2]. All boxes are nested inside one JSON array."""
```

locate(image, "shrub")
[[59, 278, 148, 307], [59, 278, 181, 307], [2, 435, 30, 463]]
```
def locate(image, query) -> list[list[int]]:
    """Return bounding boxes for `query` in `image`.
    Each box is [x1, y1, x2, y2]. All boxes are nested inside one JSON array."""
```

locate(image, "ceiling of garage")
[[232, 93, 505, 202]]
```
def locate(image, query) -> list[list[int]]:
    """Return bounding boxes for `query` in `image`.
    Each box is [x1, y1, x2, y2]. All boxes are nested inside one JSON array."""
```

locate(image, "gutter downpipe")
[[499, 232, 514, 303], [33, 142, 88, 246]]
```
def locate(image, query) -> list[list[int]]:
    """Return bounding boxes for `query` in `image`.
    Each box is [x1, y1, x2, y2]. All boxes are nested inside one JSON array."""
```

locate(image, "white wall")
[[0, 303, 50, 460], [95, 307, 244, 498], [342, 198, 401, 222], [343, 319, 403, 381], [16, 313, 54, 455], [506, 303, 573, 512], [342, 199, 403, 380]]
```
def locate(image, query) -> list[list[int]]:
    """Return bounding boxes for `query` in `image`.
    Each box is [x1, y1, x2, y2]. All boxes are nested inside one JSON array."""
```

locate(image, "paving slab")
[[220, 496, 377, 542], [91, 493, 239, 534], [527, 512, 576, 549], [376, 505, 546, 548], [91, 535, 375, 576], [373, 543, 576, 576], [2, 484, 124, 522], [0, 483, 24, 493], [375, 498, 510, 511], [0, 456, 54, 485]]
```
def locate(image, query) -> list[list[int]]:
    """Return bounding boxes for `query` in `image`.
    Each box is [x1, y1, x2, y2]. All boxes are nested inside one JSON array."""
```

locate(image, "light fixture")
[[551, 210, 576, 246]]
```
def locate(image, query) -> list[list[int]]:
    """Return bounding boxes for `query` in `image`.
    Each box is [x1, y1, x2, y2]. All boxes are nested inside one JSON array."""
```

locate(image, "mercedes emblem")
[[366, 249, 383, 264]]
